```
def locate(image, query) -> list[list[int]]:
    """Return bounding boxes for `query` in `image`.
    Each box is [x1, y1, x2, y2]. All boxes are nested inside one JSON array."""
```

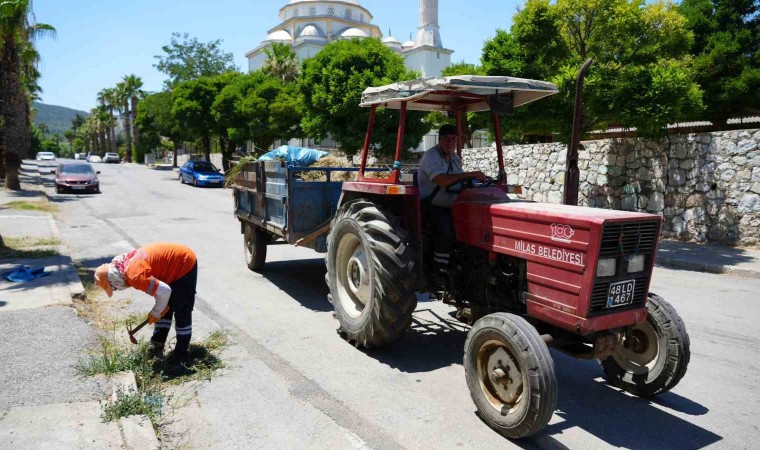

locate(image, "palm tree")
[[98, 87, 121, 153], [262, 42, 299, 82], [122, 74, 144, 160], [116, 81, 132, 162], [0, 0, 55, 190], [96, 89, 112, 151]]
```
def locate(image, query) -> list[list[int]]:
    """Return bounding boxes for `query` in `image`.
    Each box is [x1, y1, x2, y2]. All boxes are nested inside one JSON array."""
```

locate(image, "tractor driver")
[[418, 124, 487, 284]]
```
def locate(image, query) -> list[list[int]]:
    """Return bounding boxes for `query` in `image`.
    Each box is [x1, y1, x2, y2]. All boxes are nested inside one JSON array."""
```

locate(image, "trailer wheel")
[[243, 224, 268, 272], [325, 199, 416, 348], [464, 313, 557, 439], [601, 293, 690, 397]]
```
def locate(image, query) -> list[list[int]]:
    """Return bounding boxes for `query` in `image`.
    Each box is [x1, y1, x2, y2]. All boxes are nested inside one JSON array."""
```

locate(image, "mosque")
[[245, 0, 454, 78]]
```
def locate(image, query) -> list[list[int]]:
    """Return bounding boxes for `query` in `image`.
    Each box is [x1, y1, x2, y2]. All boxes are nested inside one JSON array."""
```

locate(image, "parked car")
[[74, 153, 86, 160], [35, 151, 55, 161], [179, 160, 224, 187], [103, 152, 121, 163], [55, 162, 100, 194], [87, 155, 102, 163]]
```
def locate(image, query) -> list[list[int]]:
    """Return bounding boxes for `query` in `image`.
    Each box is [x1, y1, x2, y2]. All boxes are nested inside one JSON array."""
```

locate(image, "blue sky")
[[33, 0, 521, 112]]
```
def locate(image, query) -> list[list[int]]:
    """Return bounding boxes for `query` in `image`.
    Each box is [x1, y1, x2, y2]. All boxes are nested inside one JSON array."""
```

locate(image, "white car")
[[87, 155, 103, 163], [103, 152, 121, 163], [35, 152, 55, 161]]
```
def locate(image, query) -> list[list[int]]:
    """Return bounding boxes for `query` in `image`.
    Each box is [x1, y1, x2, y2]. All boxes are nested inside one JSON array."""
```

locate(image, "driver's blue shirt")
[[419, 144, 463, 208]]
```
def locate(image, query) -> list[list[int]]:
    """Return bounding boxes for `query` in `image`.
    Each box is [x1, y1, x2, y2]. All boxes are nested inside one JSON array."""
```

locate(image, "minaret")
[[414, 0, 442, 48]]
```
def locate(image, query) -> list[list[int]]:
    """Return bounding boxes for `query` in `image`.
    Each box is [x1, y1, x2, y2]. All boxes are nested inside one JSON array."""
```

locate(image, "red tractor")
[[322, 76, 690, 439]]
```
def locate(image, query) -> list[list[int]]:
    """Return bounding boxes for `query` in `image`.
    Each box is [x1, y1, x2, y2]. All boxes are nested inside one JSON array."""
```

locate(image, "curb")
[[655, 257, 760, 280], [45, 214, 86, 299], [18, 161, 88, 301], [111, 371, 160, 450]]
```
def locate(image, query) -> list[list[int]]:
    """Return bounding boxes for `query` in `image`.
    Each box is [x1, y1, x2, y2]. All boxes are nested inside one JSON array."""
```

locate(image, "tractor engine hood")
[[451, 187, 660, 334], [452, 187, 658, 259]]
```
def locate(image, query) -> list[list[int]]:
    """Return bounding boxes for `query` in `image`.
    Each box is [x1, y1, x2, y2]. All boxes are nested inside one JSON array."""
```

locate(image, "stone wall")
[[461, 129, 760, 246], [176, 153, 223, 168]]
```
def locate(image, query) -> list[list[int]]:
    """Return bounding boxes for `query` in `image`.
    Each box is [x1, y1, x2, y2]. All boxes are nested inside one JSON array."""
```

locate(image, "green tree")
[[481, 0, 703, 139], [172, 73, 239, 163], [115, 81, 132, 160], [262, 42, 300, 82], [424, 62, 489, 147], [0, 0, 54, 189], [213, 71, 303, 166], [679, 0, 759, 124], [136, 90, 185, 167], [123, 74, 145, 162], [154, 32, 238, 89], [98, 87, 119, 152], [299, 38, 430, 157]]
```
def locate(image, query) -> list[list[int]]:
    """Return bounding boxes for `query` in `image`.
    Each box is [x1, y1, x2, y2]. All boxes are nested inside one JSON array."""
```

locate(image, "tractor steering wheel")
[[450, 176, 496, 193]]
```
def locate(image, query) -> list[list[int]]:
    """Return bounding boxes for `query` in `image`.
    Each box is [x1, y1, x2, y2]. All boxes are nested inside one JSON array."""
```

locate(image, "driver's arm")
[[432, 171, 487, 187]]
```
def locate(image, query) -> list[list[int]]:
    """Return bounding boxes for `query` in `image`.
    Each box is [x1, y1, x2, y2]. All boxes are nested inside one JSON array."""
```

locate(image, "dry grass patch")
[[0, 236, 60, 260], [1, 199, 57, 213]]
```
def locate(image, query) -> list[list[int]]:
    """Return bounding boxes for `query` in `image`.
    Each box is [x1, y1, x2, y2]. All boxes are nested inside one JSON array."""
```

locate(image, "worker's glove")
[[149, 281, 172, 323]]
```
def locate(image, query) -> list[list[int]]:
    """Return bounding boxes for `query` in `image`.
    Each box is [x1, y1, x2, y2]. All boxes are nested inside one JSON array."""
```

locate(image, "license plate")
[[72, 186, 85, 190], [607, 279, 636, 308]]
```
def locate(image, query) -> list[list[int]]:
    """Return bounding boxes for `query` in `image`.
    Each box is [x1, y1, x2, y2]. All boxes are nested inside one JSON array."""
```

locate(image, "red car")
[[55, 162, 100, 194]]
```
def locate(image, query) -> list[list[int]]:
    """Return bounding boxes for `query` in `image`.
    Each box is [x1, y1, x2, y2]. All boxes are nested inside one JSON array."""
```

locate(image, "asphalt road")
[[40, 160, 760, 449]]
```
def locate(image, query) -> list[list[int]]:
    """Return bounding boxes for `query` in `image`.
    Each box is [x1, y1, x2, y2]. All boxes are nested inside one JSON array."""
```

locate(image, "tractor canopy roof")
[[360, 75, 559, 113]]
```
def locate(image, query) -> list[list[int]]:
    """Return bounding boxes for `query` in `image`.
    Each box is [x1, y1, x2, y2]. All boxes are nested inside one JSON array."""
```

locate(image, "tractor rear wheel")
[[601, 293, 690, 397], [464, 313, 557, 439], [325, 199, 416, 348], [243, 223, 268, 272]]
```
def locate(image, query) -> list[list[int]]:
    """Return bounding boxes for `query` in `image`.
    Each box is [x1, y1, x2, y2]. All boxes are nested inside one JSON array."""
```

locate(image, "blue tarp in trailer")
[[258, 145, 329, 166]]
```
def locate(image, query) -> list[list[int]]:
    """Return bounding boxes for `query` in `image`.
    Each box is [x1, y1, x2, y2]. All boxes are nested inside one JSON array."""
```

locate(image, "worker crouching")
[[95, 242, 197, 373]]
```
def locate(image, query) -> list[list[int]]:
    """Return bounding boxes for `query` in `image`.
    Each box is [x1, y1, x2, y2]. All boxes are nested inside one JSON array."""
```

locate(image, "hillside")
[[31, 102, 89, 136]]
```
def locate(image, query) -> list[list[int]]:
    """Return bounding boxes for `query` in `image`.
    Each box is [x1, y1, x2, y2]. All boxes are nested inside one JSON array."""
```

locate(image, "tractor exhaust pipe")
[[563, 58, 593, 206]]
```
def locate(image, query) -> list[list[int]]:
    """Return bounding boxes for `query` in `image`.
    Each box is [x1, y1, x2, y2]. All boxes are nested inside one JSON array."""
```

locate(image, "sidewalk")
[[0, 161, 147, 449], [656, 240, 760, 279]]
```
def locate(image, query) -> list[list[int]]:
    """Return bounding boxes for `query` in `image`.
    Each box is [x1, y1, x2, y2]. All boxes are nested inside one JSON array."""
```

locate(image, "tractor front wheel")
[[464, 313, 557, 439], [601, 293, 690, 397], [325, 199, 416, 348]]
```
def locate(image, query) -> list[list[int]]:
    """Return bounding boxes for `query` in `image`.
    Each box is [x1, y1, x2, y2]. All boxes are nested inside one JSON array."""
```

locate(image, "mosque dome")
[[299, 25, 324, 39], [382, 35, 402, 51], [401, 39, 414, 49], [340, 27, 369, 39], [289, 0, 360, 4], [267, 29, 292, 42]]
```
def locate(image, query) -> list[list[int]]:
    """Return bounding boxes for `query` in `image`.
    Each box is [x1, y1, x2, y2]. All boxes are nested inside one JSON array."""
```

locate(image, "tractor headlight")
[[627, 255, 645, 273], [597, 258, 616, 277]]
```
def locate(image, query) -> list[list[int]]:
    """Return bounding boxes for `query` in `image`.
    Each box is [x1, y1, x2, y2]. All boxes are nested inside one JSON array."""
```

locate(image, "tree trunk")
[[223, 139, 237, 172], [2, 38, 24, 190], [84, 133, 91, 154], [171, 139, 178, 168], [131, 96, 140, 151], [23, 102, 32, 159], [109, 110, 117, 153], [202, 135, 211, 162], [104, 127, 111, 152], [123, 101, 132, 162]]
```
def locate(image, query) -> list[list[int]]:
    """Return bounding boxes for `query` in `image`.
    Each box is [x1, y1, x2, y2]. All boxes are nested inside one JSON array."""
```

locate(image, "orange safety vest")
[[120, 243, 196, 296]]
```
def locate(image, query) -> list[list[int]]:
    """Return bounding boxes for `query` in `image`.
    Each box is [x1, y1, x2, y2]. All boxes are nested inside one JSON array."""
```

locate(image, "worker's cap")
[[439, 124, 458, 137], [94, 264, 113, 297]]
